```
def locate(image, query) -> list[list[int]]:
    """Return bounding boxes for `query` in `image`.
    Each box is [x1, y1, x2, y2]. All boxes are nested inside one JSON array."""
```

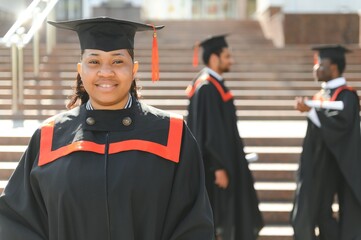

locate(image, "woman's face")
[[77, 49, 138, 110]]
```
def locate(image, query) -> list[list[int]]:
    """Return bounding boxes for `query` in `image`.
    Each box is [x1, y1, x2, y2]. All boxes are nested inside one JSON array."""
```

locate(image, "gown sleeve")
[[317, 90, 357, 128], [0, 129, 48, 240], [160, 123, 215, 240], [316, 90, 358, 146]]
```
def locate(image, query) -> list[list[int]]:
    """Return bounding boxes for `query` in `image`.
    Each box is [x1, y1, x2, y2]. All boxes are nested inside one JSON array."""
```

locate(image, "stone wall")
[[284, 13, 359, 44], [258, 7, 360, 47]]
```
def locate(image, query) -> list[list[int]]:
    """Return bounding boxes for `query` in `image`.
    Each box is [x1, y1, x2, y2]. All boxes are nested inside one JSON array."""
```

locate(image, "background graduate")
[[292, 45, 361, 240], [186, 35, 264, 240], [0, 17, 215, 240]]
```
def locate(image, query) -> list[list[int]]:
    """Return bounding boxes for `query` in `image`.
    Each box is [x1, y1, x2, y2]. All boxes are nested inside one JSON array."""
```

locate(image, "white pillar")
[[237, 0, 247, 19]]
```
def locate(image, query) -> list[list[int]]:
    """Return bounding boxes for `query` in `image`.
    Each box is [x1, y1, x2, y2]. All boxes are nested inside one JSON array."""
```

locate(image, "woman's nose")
[[97, 65, 115, 77]]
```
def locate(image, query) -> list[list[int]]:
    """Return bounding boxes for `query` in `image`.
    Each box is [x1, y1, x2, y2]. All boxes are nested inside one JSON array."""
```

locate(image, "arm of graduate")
[[160, 124, 215, 240], [0, 129, 48, 240], [305, 100, 344, 127]]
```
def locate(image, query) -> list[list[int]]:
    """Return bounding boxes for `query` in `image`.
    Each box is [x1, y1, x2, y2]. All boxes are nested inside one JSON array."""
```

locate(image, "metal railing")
[[0, 0, 59, 114]]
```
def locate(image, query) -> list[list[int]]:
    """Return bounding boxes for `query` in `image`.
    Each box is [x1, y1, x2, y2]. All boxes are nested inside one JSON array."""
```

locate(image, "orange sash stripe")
[[185, 78, 205, 98], [313, 86, 355, 101], [330, 86, 355, 101], [206, 77, 233, 102], [38, 115, 184, 166], [186, 76, 233, 102]]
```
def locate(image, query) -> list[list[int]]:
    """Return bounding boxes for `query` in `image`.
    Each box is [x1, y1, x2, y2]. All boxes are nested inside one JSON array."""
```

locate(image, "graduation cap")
[[312, 44, 351, 65], [48, 17, 164, 81], [193, 34, 229, 67]]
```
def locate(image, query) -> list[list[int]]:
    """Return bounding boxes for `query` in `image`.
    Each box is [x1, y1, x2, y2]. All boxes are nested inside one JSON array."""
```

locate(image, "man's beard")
[[221, 66, 230, 73]]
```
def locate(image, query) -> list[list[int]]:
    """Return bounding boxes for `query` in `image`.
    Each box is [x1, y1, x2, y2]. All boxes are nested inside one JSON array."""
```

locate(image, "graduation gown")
[[186, 69, 264, 240], [0, 99, 215, 240], [291, 85, 361, 240]]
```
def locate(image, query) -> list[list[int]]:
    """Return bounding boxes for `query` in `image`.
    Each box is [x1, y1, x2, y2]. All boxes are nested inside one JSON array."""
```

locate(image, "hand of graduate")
[[295, 96, 311, 113], [214, 169, 229, 189]]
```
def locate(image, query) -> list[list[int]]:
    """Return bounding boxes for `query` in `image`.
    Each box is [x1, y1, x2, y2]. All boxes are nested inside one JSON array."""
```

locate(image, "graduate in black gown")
[[186, 35, 264, 240], [291, 45, 361, 240], [0, 17, 215, 240]]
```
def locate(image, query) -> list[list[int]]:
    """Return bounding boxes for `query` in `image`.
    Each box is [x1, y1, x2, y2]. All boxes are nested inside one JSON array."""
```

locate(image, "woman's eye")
[[88, 60, 99, 64]]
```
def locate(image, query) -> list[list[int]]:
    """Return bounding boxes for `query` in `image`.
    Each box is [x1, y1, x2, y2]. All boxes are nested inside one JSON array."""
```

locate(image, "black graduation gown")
[[291, 86, 361, 240], [186, 69, 264, 240], [0, 99, 215, 240]]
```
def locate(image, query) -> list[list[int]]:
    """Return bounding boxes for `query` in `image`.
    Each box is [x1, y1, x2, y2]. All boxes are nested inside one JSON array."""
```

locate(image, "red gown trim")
[[38, 114, 184, 166], [186, 75, 233, 102], [313, 86, 355, 101], [330, 86, 355, 101]]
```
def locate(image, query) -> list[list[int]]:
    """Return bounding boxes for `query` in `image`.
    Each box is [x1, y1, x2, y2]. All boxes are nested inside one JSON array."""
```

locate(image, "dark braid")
[[66, 49, 140, 109], [130, 80, 140, 99], [66, 73, 88, 109]]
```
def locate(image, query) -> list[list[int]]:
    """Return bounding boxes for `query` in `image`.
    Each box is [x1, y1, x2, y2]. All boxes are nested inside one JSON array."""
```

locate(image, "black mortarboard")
[[48, 17, 163, 51], [48, 17, 164, 81], [199, 34, 228, 53], [312, 44, 351, 62], [193, 34, 228, 67]]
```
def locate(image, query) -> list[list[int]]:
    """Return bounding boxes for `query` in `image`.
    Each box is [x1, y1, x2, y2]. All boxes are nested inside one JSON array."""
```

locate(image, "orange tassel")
[[193, 42, 199, 67], [151, 25, 159, 82], [313, 53, 319, 65]]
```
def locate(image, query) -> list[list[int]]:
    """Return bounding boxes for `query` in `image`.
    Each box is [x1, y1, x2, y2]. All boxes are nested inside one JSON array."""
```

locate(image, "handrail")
[[0, 0, 59, 114], [1, 0, 58, 47], [1, 0, 42, 47]]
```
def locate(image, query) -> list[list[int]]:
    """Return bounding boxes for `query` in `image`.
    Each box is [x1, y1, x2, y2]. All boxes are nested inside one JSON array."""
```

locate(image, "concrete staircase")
[[1, 19, 361, 239]]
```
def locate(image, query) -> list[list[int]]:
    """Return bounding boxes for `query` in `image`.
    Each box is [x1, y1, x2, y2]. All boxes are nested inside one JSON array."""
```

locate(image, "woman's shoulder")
[[137, 101, 184, 122], [39, 106, 82, 131]]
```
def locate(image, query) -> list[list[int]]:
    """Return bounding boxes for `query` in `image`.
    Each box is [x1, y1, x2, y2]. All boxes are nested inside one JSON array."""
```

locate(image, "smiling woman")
[[0, 17, 215, 240], [76, 49, 137, 110]]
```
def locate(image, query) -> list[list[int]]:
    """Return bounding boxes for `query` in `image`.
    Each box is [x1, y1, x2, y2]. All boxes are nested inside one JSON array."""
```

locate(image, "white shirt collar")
[[321, 77, 346, 89], [204, 67, 223, 82]]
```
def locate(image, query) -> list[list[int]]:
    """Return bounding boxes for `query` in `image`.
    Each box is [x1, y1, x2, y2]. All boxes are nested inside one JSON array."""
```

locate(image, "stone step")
[[0, 79, 344, 90], [0, 146, 26, 162], [244, 137, 302, 147], [256, 182, 296, 202], [260, 202, 293, 224], [2, 70, 361, 82], [0, 109, 310, 121], [250, 163, 297, 181], [0, 162, 17, 180], [0, 88, 333, 98], [258, 225, 293, 240], [0, 101, 304, 111], [0, 129, 303, 145]]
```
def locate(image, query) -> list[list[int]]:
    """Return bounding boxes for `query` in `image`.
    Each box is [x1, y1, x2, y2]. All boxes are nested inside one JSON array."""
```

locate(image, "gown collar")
[[204, 67, 223, 82], [82, 96, 137, 132], [321, 77, 346, 90]]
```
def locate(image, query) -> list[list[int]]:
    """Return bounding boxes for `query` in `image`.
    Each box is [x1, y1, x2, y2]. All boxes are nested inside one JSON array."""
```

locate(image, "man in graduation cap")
[[291, 44, 361, 240], [186, 35, 264, 240], [0, 17, 215, 240]]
